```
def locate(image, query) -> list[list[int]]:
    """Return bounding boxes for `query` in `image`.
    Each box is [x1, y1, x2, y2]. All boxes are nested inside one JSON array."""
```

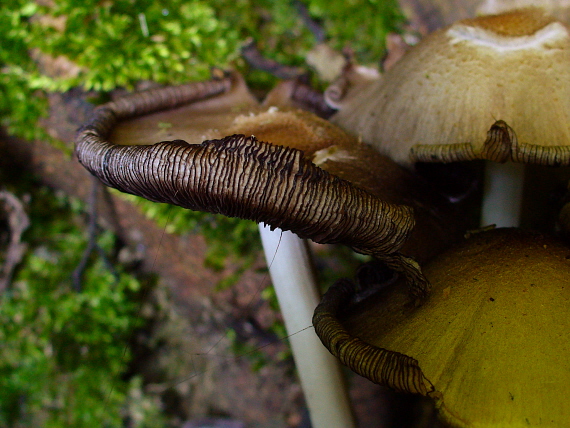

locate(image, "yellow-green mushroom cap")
[[314, 228, 570, 427], [330, 9, 570, 167]]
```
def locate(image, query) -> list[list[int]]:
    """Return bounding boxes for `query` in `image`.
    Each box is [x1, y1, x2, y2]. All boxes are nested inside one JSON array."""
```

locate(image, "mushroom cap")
[[110, 73, 351, 155], [77, 73, 430, 288], [330, 9, 570, 166], [225, 107, 355, 155], [315, 228, 570, 427], [110, 73, 259, 146]]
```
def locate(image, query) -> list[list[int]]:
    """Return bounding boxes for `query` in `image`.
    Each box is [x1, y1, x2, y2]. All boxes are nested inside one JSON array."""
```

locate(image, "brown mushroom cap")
[[111, 73, 349, 155], [330, 9, 570, 166], [76, 73, 438, 296], [314, 228, 570, 427], [102, 72, 473, 263]]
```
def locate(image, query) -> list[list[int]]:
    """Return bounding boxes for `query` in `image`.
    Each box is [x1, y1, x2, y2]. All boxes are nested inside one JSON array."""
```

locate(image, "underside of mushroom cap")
[[330, 8, 570, 167], [314, 228, 570, 427]]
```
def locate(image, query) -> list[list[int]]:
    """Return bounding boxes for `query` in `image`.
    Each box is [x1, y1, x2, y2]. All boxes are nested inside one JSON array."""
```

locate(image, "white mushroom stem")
[[480, 161, 525, 227], [259, 225, 357, 428]]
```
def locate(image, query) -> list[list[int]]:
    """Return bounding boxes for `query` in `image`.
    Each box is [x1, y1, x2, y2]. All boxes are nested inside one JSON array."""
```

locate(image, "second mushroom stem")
[[258, 225, 357, 428], [481, 161, 525, 228]]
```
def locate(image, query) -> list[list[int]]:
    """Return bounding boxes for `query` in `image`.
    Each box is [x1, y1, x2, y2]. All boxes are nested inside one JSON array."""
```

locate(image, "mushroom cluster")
[[74, 7, 570, 428], [75, 69, 471, 428], [330, 7, 570, 227]]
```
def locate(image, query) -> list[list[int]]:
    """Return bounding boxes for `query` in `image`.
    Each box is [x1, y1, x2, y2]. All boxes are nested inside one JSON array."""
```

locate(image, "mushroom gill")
[[314, 228, 570, 427]]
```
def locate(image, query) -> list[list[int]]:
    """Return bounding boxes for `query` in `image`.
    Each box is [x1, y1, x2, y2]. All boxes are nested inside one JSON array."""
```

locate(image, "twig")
[[294, 0, 326, 43], [72, 176, 118, 291], [241, 39, 306, 80], [0, 191, 30, 291]]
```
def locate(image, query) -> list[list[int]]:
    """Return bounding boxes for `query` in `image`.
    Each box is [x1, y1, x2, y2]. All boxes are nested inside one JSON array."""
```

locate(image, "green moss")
[[1, 0, 403, 139], [0, 184, 165, 427], [307, 0, 404, 62]]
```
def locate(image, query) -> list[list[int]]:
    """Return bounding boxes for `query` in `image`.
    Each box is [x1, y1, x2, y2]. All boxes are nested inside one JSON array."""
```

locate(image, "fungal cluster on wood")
[[75, 8, 570, 428]]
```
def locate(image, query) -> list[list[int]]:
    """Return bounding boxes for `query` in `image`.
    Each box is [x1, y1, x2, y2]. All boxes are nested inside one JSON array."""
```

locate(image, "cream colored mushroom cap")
[[341, 228, 570, 427], [330, 9, 570, 166]]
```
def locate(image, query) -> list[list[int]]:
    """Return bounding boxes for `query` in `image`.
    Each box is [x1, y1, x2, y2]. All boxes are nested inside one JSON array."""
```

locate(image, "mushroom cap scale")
[[314, 228, 570, 427], [330, 9, 570, 166]]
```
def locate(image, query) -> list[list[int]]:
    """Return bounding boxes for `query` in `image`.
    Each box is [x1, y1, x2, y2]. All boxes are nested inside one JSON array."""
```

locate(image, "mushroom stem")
[[481, 161, 525, 227], [259, 226, 356, 428]]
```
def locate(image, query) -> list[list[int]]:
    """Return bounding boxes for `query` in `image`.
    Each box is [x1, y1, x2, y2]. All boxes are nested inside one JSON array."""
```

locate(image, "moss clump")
[[308, 0, 404, 62], [0, 184, 165, 428]]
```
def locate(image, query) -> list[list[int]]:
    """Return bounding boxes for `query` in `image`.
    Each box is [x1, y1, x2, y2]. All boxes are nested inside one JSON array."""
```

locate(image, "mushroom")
[[75, 72, 445, 427], [310, 138, 473, 262], [328, 8, 570, 227], [104, 71, 470, 260], [314, 227, 570, 427]]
